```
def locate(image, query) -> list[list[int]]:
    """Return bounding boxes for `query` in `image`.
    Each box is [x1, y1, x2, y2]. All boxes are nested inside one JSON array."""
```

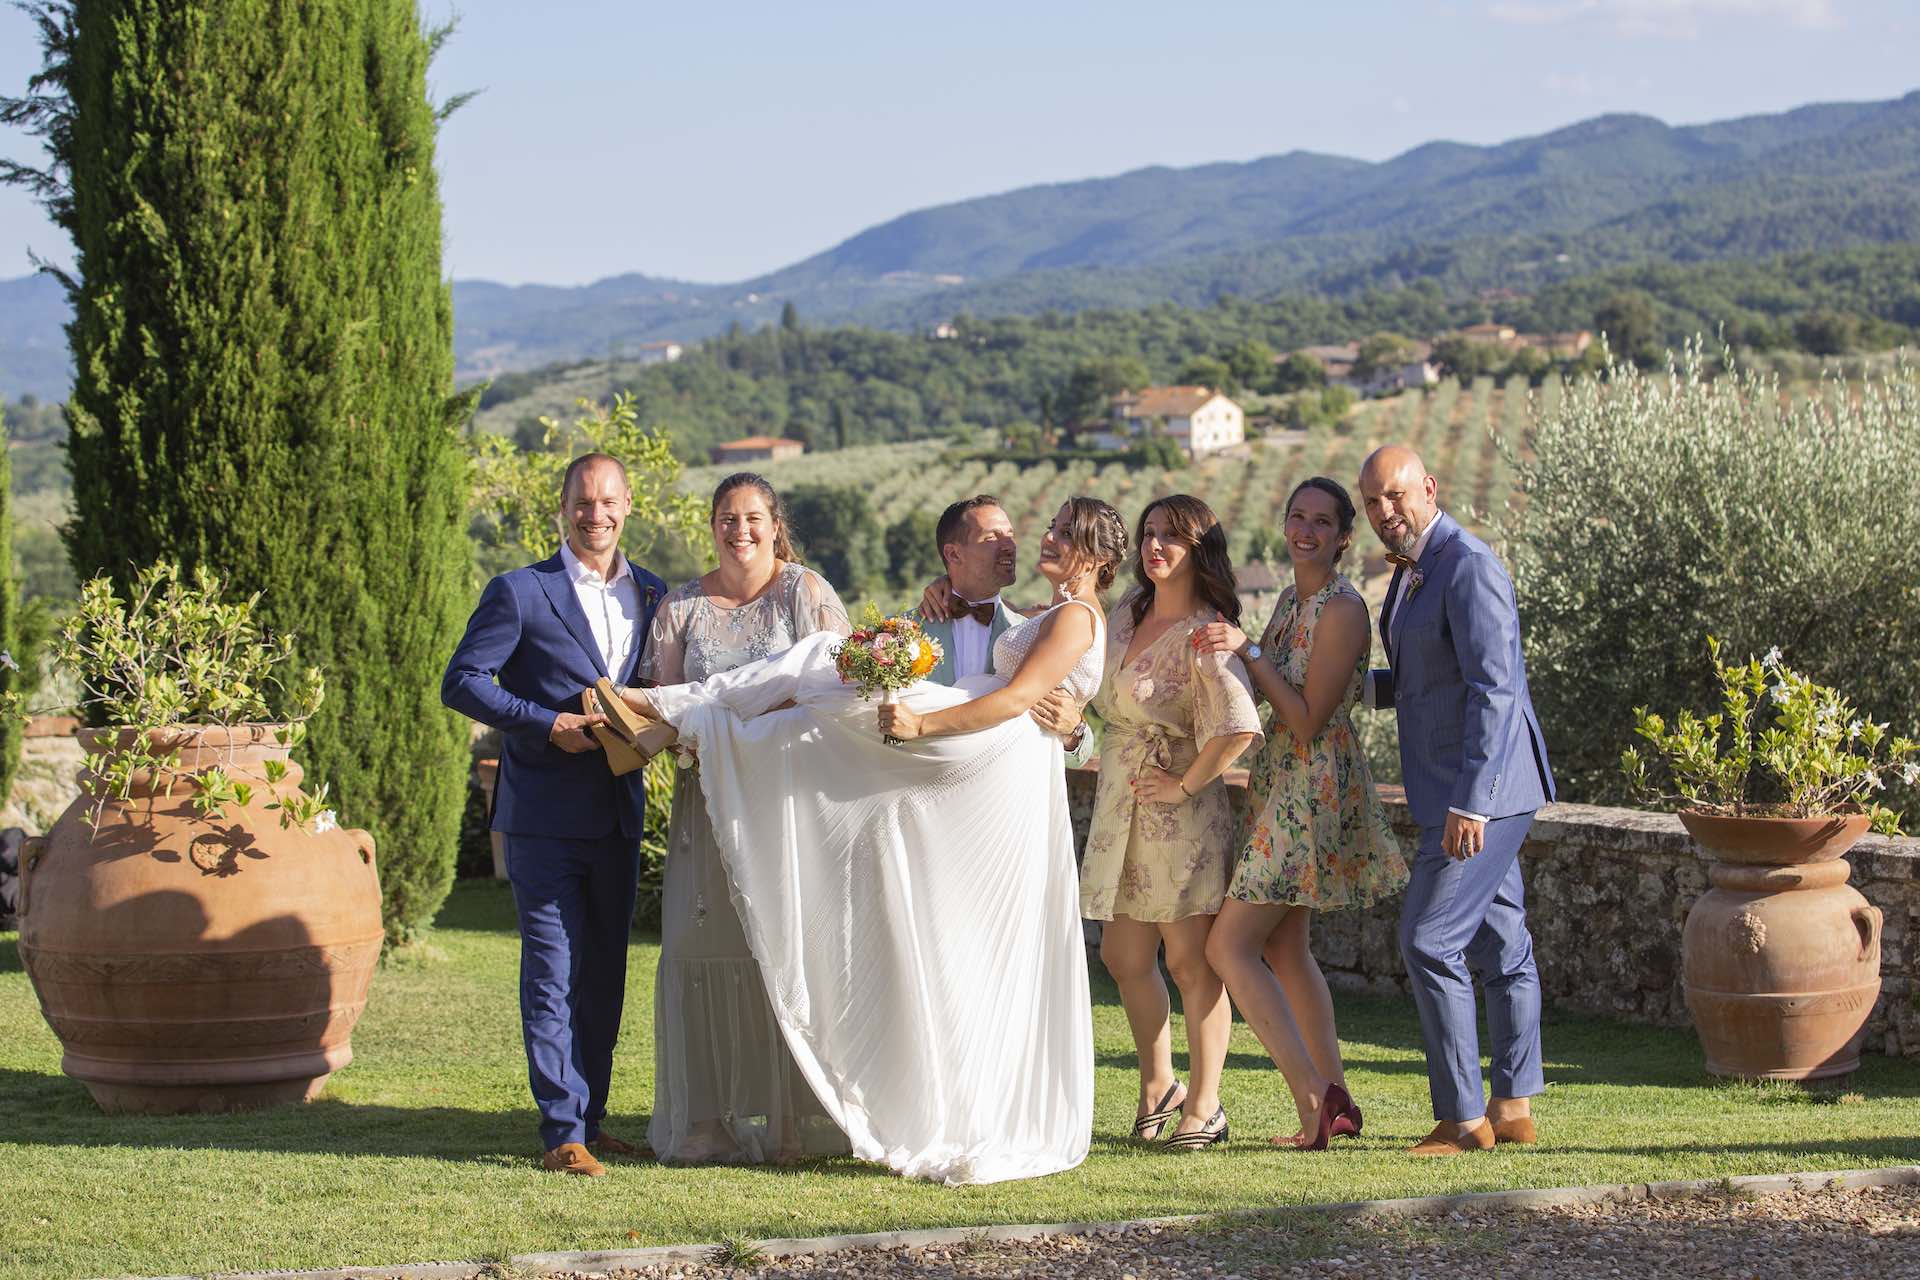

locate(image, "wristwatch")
[[1241, 642, 1263, 662]]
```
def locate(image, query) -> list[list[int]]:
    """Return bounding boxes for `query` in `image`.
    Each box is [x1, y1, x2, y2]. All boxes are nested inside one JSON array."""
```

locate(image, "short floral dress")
[[1230, 575, 1406, 909], [1081, 598, 1264, 923]]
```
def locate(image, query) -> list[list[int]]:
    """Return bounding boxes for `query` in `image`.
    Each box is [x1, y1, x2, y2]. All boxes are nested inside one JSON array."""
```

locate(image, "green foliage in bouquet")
[[831, 604, 943, 698], [1621, 636, 1920, 835], [3, 0, 477, 940]]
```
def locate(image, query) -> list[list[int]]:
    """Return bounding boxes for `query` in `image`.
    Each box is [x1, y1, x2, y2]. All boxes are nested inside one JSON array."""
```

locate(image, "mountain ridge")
[[4, 90, 1918, 396]]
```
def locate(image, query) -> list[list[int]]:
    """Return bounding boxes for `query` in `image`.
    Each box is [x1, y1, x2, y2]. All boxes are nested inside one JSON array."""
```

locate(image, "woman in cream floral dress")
[[1083, 495, 1262, 1151], [1193, 476, 1407, 1151]]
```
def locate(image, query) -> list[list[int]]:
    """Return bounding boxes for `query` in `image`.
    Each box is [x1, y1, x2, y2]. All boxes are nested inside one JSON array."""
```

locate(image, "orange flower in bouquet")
[[832, 604, 944, 700]]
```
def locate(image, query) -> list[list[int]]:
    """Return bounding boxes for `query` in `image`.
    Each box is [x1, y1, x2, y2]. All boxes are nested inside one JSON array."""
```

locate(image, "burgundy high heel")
[[1330, 1092, 1363, 1139], [1298, 1082, 1353, 1152]]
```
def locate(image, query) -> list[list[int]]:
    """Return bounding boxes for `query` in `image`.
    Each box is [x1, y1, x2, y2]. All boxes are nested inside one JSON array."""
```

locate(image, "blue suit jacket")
[[441, 552, 669, 841], [1373, 512, 1554, 829]]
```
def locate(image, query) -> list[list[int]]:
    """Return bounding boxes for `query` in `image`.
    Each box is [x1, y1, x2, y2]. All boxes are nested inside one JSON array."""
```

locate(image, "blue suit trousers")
[[505, 832, 642, 1149], [1397, 811, 1545, 1122]]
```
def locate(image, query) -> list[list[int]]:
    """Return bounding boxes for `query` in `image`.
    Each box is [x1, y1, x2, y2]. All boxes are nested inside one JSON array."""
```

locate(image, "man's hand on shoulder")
[[550, 709, 606, 754]]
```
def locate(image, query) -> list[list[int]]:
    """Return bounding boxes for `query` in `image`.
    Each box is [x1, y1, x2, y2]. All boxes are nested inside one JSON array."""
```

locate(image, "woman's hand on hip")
[[1131, 766, 1188, 806]]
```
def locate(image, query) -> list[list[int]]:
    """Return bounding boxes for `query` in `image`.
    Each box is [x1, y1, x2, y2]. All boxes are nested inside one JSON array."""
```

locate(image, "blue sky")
[[1, 0, 1914, 285]]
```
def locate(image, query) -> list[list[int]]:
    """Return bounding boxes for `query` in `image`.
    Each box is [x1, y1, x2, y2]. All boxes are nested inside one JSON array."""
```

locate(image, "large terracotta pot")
[[1678, 811, 1880, 1080], [15, 724, 383, 1113]]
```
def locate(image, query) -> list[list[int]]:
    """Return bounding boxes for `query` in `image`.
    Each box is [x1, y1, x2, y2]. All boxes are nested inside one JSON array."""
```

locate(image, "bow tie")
[[1385, 552, 1418, 571], [952, 596, 997, 626]]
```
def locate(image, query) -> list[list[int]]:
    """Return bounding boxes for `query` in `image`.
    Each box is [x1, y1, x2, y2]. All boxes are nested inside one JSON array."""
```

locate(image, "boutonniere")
[[1405, 569, 1425, 599], [643, 583, 659, 611]]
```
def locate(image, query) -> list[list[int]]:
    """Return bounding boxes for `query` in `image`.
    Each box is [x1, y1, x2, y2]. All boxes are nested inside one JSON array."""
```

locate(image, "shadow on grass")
[[0, 1067, 896, 1178], [0, 935, 19, 975]]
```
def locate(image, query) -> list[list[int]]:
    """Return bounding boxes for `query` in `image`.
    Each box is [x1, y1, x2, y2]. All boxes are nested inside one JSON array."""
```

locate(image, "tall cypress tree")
[[4, 2, 473, 939], [0, 406, 19, 810]]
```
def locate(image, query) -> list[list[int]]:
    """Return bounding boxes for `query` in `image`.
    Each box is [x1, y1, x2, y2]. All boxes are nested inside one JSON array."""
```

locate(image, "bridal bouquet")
[[833, 605, 942, 700]]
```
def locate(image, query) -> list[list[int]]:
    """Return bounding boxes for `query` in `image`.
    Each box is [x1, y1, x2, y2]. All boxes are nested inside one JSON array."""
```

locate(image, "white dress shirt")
[[1381, 512, 1489, 825], [951, 595, 1000, 680], [560, 540, 642, 678]]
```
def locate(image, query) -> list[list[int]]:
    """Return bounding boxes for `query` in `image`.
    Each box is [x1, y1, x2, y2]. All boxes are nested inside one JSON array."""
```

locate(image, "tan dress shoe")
[[1492, 1115, 1537, 1145], [1408, 1118, 1495, 1157], [588, 1131, 652, 1158], [541, 1142, 608, 1177]]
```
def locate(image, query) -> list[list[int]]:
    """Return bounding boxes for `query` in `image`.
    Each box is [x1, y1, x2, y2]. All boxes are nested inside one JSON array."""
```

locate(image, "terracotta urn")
[[1678, 811, 1881, 1080], [15, 724, 383, 1113]]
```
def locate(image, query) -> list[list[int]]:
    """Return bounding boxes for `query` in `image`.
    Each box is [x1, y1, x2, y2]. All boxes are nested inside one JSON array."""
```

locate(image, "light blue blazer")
[[910, 599, 1096, 768], [1371, 512, 1554, 829]]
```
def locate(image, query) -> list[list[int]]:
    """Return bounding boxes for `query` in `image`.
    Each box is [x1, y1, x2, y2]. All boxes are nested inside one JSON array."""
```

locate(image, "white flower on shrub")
[[311, 809, 338, 835], [1761, 646, 1783, 669], [0, 651, 16, 672]]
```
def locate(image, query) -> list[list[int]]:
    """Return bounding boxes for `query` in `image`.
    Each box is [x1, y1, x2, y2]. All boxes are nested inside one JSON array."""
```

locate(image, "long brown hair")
[[1129, 494, 1240, 626], [711, 472, 798, 563]]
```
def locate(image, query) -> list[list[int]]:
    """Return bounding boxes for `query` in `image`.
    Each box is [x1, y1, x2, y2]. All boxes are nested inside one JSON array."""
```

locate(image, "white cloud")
[[1488, 0, 1839, 37]]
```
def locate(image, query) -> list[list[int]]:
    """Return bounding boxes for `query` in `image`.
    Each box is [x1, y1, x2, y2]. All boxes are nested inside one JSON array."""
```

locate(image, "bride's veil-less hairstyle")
[[1058, 497, 1130, 592], [711, 471, 799, 564], [1129, 493, 1241, 627]]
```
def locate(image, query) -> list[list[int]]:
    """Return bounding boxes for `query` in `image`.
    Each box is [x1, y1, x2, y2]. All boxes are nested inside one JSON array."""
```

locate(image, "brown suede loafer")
[[1492, 1115, 1537, 1145], [541, 1142, 607, 1177], [1408, 1118, 1495, 1157], [588, 1131, 651, 1158]]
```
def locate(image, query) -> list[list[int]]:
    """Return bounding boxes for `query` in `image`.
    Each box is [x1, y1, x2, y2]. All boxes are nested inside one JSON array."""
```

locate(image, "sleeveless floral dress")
[[1230, 575, 1407, 909]]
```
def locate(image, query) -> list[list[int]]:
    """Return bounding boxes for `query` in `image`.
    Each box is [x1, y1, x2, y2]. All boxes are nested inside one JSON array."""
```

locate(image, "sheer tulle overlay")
[[647, 631, 1094, 1185]]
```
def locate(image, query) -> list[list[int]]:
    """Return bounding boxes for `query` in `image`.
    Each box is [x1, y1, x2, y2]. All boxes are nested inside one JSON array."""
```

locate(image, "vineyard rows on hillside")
[[681, 375, 1543, 609]]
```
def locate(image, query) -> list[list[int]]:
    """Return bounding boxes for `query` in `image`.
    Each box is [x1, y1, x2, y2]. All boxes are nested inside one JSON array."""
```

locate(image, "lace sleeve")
[[639, 584, 694, 685], [790, 567, 853, 639]]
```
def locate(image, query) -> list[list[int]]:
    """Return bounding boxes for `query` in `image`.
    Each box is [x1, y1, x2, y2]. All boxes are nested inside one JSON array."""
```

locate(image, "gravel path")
[[542, 1182, 1920, 1280]]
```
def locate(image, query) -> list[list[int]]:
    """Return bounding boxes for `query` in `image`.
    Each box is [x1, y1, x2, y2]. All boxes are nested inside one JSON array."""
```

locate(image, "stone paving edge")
[[116, 1163, 1920, 1280]]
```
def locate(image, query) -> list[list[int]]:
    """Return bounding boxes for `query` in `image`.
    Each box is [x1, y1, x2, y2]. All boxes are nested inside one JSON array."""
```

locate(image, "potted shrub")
[[11, 562, 383, 1113], [1623, 637, 1917, 1080]]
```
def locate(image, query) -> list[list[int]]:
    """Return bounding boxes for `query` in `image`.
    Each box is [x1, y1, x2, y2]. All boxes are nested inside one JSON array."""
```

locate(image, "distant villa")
[[710, 435, 805, 464]]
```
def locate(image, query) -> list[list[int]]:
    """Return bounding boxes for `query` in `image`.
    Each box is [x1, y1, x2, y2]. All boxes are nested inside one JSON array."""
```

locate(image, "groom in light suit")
[[912, 494, 1091, 760], [442, 453, 668, 1177], [1359, 445, 1555, 1157]]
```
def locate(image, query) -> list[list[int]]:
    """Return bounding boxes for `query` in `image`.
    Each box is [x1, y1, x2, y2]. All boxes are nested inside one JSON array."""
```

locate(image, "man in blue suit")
[[442, 453, 668, 1177], [910, 494, 1091, 760], [1359, 445, 1555, 1158]]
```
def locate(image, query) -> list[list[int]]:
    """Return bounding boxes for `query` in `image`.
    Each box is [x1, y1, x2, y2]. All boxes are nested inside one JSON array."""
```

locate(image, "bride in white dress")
[[616, 498, 1128, 1185]]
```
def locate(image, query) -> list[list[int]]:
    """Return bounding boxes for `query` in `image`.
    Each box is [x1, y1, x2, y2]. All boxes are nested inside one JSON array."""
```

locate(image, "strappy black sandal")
[[1131, 1081, 1185, 1141], [1162, 1105, 1229, 1152]]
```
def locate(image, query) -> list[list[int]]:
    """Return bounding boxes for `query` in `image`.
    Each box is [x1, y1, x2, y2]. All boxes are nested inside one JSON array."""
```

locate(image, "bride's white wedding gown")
[[644, 600, 1102, 1185]]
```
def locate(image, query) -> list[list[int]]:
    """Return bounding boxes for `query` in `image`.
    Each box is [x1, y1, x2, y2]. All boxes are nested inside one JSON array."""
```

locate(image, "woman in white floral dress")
[[1193, 477, 1406, 1151], [1082, 495, 1262, 1151]]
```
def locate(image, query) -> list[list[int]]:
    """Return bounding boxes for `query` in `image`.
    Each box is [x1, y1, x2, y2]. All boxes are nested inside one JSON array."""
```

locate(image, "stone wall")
[[1065, 766, 1920, 1059], [0, 718, 86, 835]]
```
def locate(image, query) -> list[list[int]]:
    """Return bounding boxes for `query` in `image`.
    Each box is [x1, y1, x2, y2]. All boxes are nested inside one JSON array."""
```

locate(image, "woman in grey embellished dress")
[[639, 472, 853, 1163]]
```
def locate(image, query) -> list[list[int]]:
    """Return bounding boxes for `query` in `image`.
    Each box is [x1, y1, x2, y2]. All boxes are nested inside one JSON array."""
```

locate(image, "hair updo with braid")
[[1058, 496, 1130, 591]]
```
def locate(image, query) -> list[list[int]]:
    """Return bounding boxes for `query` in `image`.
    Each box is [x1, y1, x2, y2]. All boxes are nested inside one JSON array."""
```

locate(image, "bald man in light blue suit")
[[1361, 445, 1554, 1158]]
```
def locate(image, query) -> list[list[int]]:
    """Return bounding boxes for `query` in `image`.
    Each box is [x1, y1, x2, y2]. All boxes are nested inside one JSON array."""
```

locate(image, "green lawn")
[[4, 880, 1918, 1280]]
